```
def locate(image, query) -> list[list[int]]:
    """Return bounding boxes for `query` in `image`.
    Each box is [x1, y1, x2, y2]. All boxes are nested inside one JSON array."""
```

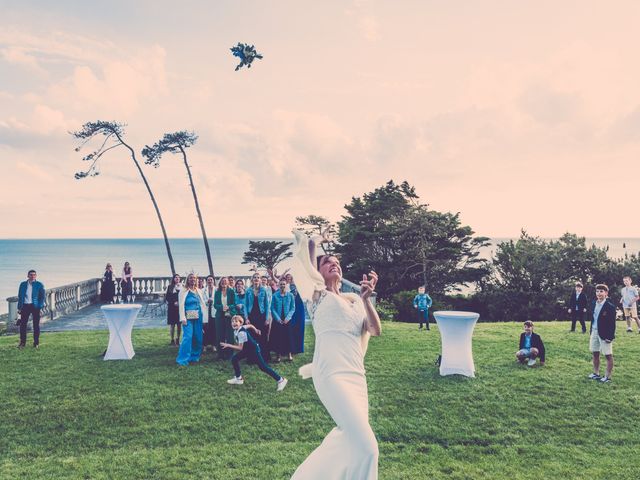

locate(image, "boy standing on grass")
[[588, 284, 616, 383], [221, 315, 288, 392], [567, 282, 588, 333], [620, 276, 640, 333], [413, 286, 433, 330], [515, 321, 546, 367]]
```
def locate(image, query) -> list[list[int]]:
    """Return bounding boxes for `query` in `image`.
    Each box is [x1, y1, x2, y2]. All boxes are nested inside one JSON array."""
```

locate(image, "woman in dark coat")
[[100, 263, 116, 303], [121, 261, 134, 303], [214, 277, 237, 359], [286, 273, 306, 355], [165, 273, 182, 346]]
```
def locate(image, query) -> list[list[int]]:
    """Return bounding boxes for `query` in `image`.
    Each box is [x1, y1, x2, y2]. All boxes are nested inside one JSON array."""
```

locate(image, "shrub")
[[375, 299, 398, 322]]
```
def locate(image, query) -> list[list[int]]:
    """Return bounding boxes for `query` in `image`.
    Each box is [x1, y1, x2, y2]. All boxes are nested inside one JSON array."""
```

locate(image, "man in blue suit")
[[17, 270, 46, 349]]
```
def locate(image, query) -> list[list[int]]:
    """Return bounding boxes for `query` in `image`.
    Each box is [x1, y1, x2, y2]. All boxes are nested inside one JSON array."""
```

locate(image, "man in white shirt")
[[620, 276, 640, 333]]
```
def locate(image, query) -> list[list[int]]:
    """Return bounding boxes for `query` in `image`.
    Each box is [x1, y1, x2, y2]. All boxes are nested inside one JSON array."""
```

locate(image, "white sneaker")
[[276, 377, 288, 392], [527, 358, 536, 367], [227, 376, 244, 385]]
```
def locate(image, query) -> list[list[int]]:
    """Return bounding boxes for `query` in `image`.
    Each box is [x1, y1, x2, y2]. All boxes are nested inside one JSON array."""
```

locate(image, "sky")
[[1, 0, 638, 239]]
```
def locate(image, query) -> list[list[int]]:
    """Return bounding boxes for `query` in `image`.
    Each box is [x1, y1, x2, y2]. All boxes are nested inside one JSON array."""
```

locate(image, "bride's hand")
[[359, 271, 378, 299], [310, 226, 332, 245]]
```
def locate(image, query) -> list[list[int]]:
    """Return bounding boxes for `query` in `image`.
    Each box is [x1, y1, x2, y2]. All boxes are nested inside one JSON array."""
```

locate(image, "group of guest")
[[100, 262, 134, 303], [165, 271, 305, 367]]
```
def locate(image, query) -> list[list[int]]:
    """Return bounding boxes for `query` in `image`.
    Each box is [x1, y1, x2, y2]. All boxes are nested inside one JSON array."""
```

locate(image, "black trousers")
[[570, 310, 586, 332], [203, 320, 216, 347], [19, 304, 41, 345]]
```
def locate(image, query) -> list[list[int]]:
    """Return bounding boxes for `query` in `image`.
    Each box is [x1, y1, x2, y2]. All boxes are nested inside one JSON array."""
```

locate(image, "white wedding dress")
[[290, 231, 378, 480]]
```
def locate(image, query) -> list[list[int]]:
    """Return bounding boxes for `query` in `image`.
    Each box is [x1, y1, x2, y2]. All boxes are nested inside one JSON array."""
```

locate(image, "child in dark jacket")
[[515, 321, 546, 367], [221, 315, 288, 392]]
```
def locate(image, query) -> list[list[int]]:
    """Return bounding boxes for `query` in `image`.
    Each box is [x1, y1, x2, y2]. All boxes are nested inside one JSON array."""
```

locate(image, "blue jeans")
[[176, 317, 203, 366], [419, 309, 430, 328], [232, 346, 281, 381]]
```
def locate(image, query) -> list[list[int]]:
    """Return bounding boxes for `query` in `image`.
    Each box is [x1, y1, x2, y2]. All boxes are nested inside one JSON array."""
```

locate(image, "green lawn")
[[1, 321, 639, 480]]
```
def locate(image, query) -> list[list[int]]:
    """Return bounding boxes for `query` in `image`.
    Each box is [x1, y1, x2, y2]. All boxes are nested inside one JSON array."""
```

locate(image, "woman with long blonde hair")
[[176, 273, 208, 366]]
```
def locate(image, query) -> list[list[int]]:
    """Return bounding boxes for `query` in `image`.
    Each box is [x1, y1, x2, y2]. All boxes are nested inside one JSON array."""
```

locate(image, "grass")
[[0, 321, 639, 479]]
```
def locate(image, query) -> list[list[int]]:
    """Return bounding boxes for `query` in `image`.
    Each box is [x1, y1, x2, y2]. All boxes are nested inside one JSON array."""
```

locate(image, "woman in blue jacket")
[[269, 278, 296, 362], [244, 273, 271, 354]]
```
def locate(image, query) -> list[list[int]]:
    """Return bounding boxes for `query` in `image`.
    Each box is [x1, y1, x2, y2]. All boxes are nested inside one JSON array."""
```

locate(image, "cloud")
[[15, 161, 54, 182], [0, 46, 47, 75], [359, 16, 379, 42], [517, 84, 580, 125]]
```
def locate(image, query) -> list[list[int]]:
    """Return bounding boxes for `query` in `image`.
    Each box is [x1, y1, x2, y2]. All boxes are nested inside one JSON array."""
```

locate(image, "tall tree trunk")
[[117, 135, 176, 276], [180, 146, 214, 278]]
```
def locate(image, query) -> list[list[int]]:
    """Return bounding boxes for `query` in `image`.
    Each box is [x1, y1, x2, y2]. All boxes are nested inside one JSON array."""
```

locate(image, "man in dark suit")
[[567, 282, 588, 333], [515, 320, 546, 367], [16, 269, 46, 349], [587, 284, 616, 383]]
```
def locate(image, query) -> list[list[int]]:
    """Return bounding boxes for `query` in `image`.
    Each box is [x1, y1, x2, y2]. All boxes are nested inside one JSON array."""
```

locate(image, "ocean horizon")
[[2, 237, 639, 314]]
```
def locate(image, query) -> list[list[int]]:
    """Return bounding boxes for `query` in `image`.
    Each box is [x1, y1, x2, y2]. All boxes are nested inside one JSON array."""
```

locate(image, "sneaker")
[[16, 343, 25, 349], [276, 377, 288, 392], [627, 328, 633, 333], [600, 376, 611, 383], [527, 358, 536, 367], [227, 376, 244, 385], [33, 344, 39, 349], [588, 373, 601, 380]]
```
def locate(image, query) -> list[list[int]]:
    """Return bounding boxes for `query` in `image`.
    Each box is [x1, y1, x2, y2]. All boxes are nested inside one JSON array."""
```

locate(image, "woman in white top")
[[290, 230, 381, 480], [202, 275, 217, 352]]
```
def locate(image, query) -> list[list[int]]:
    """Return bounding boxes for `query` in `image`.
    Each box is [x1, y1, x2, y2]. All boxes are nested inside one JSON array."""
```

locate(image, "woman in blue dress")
[[176, 273, 207, 366]]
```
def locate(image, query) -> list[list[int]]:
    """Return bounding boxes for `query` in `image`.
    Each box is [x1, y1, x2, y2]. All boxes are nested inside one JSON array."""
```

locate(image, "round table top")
[[100, 304, 142, 311], [433, 310, 479, 320]]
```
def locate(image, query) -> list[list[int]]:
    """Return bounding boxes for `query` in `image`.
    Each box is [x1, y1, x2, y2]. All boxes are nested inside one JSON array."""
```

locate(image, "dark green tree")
[[72, 121, 176, 275], [242, 241, 293, 272], [337, 180, 489, 296], [142, 131, 215, 277], [480, 231, 613, 321]]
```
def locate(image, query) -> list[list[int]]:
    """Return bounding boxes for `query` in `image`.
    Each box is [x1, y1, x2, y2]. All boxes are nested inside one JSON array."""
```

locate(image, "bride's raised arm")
[[360, 272, 382, 337], [291, 230, 327, 303]]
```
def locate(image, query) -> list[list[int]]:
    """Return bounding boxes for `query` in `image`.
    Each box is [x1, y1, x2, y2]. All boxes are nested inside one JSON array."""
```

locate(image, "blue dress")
[[176, 291, 204, 366], [289, 284, 306, 354]]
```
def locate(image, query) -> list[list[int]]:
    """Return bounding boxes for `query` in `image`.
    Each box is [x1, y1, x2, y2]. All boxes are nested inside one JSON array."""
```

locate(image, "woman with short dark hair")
[[165, 273, 182, 346], [120, 261, 133, 303], [100, 263, 116, 303]]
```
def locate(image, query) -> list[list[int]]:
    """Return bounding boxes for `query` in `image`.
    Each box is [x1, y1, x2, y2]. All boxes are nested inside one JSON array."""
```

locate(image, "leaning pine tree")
[[142, 131, 215, 278], [72, 121, 176, 275]]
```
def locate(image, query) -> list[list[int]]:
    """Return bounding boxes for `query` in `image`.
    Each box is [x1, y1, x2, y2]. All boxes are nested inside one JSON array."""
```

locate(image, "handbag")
[[185, 309, 199, 320]]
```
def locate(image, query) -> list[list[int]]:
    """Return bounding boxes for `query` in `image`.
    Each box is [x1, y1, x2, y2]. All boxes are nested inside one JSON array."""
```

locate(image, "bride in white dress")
[[290, 230, 382, 480]]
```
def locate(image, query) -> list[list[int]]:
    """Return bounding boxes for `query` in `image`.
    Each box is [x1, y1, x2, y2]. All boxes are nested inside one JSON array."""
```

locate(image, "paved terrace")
[[38, 301, 167, 331]]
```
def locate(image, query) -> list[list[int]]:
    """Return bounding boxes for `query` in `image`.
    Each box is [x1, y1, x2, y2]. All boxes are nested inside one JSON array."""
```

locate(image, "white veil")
[[291, 229, 326, 379], [290, 229, 326, 301]]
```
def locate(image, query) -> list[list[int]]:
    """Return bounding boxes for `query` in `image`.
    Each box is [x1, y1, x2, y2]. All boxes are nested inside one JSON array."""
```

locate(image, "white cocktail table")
[[100, 304, 142, 360], [433, 311, 480, 377]]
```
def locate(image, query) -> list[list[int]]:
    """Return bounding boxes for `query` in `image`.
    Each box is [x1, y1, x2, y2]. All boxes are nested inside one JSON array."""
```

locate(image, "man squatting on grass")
[[588, 284, 616, 383], [515, 321, 546, 367]]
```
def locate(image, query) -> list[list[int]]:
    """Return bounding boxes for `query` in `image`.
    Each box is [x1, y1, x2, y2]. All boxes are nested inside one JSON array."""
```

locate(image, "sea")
[[1, 237, 639, 314]]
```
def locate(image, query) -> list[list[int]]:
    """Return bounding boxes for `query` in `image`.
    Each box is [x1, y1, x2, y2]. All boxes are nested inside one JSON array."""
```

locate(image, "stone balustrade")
[[3, 274, 374, 331]]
